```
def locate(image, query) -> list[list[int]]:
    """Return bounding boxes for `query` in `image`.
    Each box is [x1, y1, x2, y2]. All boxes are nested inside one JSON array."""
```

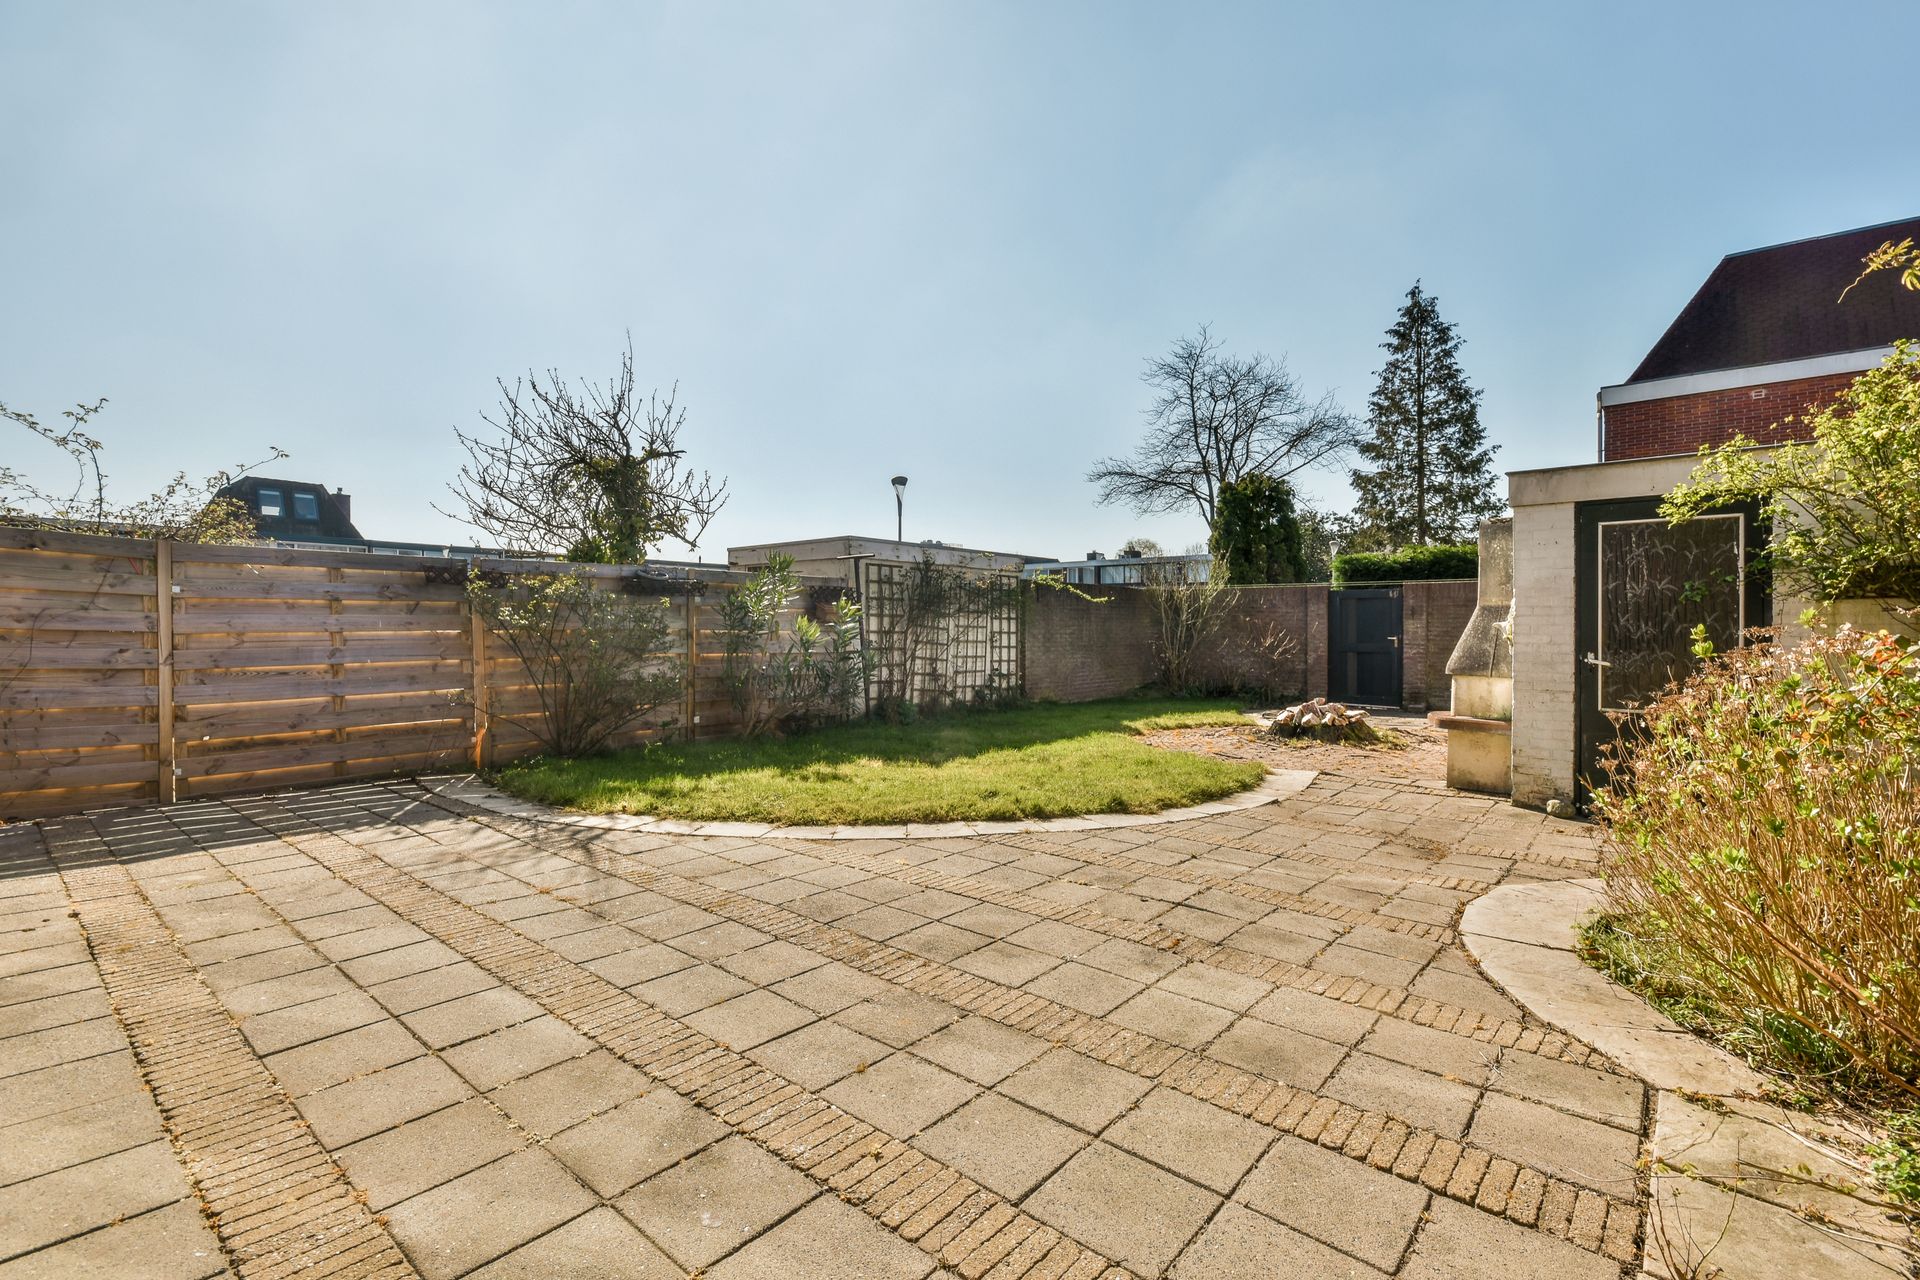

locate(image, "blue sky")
[[2, 2, 1909, 561]]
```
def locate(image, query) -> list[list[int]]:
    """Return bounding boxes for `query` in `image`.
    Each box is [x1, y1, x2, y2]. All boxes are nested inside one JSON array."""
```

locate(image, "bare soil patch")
[[1142, 709, 1449, 786]]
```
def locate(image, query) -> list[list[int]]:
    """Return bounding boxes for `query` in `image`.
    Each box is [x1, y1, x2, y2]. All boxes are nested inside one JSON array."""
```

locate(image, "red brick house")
[[1597, 215, 1920, 461]]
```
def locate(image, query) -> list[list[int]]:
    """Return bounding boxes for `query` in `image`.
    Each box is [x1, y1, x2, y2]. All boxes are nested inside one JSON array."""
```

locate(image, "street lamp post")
[[891, 475, 908, 545]]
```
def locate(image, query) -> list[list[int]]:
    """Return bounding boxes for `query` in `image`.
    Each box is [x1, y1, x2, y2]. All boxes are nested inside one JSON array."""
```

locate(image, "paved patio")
[[0, 770, 1645, 1279]]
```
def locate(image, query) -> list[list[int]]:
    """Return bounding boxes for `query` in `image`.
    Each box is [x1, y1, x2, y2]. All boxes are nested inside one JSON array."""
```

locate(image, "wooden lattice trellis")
[[859, 558, 1022, 714]]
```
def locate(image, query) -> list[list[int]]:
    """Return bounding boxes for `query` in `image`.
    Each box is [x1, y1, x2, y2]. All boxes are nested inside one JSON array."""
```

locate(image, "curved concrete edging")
[[417, 766, 1318, 841], [1460, 879, 1764, 1097], [1463, 880, 1913, 1278]]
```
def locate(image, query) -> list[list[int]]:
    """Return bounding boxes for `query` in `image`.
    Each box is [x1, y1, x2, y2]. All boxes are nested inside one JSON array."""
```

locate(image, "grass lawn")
[[493, 697, 1266, 825]]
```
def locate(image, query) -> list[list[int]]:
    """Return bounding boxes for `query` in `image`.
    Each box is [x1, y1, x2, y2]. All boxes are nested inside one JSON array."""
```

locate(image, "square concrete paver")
[[1208, 1015, 1348, 1091], [633, 963, 754, 1016], [891, 920, 992, 963], [1172, 1202, 1389, 1279], [1022, 960, 1144, 1016], [403, 986, 544, 1049], [915, 1092, 1089, 1199], [1467, 1091, 1642, 1197], [773, 962, 891, 1015], [1236, 1135, 1429, 1272], [296, 1053, 471, 1148], [998, 1047, 1153, 1133], [834, 989, 960, 1047], [1107, 987, 1237, 1049], [721, 939, 827, 985], [439, 1015, 595, 1092], [384, 1147, 598, 1280], [822, 1051, 978, 1136], [708, 1195, 935, 1280], [467, 1207, 683, 1280], [684, 988, 817, 1050], [488, 1050, 649, 1138], [1103, 1087, 1274, 1193], [1246, 987, 1381, 1044], [908, 1015, 1048, 1085], [1152, 961, 1271, 1012], [548, 1089, 730, 1197], [954, 940, 1059, 986], [238, 988, 385, 1055], [1026, 1142, 1220, 1276], [1488, 1047, 1646, 1131], [335, 1097, 523, 1210], [1325, 1052, 1482, 1139], [1077, 937, 1182, 984], [1399, 1196, 1620, 1280], [1358, 1017, 1500, 1087], [615, 1136, 816, 1271], [750, 1020, 891, 1089]]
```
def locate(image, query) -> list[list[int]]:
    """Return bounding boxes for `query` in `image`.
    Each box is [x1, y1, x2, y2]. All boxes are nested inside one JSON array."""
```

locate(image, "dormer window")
[[257, 488, 283, 517], [292, 491, 320, 522]]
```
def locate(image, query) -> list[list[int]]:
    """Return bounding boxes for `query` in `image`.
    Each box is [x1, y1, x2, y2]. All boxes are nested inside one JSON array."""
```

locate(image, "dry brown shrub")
[[1595, 627, 1920, 1094]]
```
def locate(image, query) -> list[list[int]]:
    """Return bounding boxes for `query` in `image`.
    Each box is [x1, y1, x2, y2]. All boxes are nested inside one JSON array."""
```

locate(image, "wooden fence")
[[0, 529, 834, 820]]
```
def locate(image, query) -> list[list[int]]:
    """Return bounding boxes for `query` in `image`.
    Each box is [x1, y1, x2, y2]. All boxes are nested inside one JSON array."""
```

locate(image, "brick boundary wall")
[[1025, 581, 1472, 712], [1190, 584, 1329, 702], [1400, 580, 1479, 712], [1022, 586, 1160, 702], [1600, 372, 1851, 461]]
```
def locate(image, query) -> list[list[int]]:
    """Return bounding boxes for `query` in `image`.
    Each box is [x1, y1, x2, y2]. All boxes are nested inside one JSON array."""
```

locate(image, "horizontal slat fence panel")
[[1, 531, 856, 819], [0, 539, 166, 815]]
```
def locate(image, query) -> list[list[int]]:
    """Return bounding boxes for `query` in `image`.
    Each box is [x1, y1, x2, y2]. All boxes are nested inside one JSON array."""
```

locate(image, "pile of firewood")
[[1266, 698, 1384, 743]]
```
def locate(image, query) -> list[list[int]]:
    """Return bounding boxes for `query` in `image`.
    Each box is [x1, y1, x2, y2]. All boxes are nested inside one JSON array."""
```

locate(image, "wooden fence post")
[[155, 540, 177, 805], [684, 589, 698, 742], [327, 564, 346, 778], [469, 606, 491, 771]]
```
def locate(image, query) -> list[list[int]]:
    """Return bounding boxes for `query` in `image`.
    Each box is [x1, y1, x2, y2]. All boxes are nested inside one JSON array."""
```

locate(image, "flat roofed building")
[[727, 536, 1040, 590]]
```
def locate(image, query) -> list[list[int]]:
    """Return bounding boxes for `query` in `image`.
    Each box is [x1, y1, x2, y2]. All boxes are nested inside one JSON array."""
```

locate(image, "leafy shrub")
[[716, 554, 868, 735], [469, 571, 682, 757], [1663, 341, 1920, 604], [1331, 543, 1476, 585], [1594, 627, 1920, 1092]]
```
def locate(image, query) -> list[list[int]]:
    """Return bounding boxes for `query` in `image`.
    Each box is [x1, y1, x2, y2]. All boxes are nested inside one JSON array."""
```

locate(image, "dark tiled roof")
[[1628, 216, 1920, 383], [218, 476, 362, 540]]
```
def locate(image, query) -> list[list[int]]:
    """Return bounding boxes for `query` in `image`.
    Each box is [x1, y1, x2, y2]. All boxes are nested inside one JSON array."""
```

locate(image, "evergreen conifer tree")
[[1209, 474, 1307, 584], [1348, 283, 1502, 547]]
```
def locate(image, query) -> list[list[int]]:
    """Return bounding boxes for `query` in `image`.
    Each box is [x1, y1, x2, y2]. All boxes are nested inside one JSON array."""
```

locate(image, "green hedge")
[[1331, 543, 1477, 585]]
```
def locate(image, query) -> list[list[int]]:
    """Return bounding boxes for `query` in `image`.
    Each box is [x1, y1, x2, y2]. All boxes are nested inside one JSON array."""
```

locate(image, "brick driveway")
[[0, 772, 1645, 1279]]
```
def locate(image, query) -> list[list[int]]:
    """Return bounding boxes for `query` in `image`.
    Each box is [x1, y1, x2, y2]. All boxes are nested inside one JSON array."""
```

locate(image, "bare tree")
[[444, 338, 727, 562], [1143, 556, 1230, 693], [1089, 326, 1356, 529], [2, 396, 284, 543]]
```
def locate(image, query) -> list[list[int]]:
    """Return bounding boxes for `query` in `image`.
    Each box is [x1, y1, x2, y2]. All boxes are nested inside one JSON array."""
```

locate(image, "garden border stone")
[[1462, 878, 1915, 1279], [415, 767, 1318, 840]]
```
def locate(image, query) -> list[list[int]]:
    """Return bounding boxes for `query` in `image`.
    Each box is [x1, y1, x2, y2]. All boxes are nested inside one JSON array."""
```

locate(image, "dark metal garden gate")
[[1328, 587, 1403, 707]]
